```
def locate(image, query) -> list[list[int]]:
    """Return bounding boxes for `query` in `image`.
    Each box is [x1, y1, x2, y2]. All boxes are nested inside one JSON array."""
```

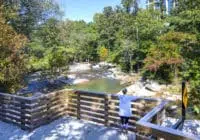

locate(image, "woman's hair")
[[122, 88, 127, 95]]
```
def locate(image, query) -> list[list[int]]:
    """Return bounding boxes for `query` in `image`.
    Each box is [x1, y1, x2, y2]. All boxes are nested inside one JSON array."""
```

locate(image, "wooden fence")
[[0, 89, 199, 139], [0, 89, 157, 130], [0, 92, 33, 130]]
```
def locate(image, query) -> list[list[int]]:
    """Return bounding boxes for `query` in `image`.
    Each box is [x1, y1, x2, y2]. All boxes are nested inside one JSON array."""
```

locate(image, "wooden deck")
[[0, 116, 137, 140], [0, 89, 199, 139]]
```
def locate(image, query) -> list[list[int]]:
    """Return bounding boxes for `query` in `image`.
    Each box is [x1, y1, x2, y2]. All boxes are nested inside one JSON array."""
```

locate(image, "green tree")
[[48, 47, 72, 78], [38, 18, 60, 48], [171, 0, 200, 114], [145, 31, 197, 83], [98, 46, 109, 61], [94, 10, 125, 52], [113, 9, 165, 72], [27, 18, 61, 71], [0, 5, 27, 92], [103, 6, 114, 17], [121, 0, 139, 15], [57, 20, 98, 62], [2, 0, 60, 38]]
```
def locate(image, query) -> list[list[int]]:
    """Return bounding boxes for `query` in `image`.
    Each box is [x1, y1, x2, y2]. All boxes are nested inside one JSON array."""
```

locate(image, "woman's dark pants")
[[120, 116, 129, 125]]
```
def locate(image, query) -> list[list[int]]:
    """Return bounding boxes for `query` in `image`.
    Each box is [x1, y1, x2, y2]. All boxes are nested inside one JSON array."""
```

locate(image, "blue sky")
[[55, 0, 146, 22]]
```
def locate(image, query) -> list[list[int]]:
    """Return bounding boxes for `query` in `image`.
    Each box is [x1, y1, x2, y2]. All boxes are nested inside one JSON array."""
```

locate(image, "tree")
[[98, 46, 108, 61], [26, 18, 61, 71], [121, 0, 139, 15], [170, 0, 200, 114], [38, 18, 60, 48], [57, 20, 98, 62], [48, 47, 72, 79], [2, 0, 60, 38], [0, 5, 27, 92], [103, 6, 114, 17], [115, 9, 165, 72], [145, 31, 197, 83], [94, 11, 124, 52], [173, 0, 200, 14]]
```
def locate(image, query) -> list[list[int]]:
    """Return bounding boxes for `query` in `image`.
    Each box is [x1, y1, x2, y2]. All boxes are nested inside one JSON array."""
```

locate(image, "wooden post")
[[151, 108, 165, 140], [161, 108, 166, 124], [1, 97, 6, 118], [29, 106, 34, 131], [104, 95, 109, 126], [77, 93, 80, 120], [157, 108, 166, 125], [20, 101, 26, 130], [46, 97, 51, 123], [157, 108, 166, 140]]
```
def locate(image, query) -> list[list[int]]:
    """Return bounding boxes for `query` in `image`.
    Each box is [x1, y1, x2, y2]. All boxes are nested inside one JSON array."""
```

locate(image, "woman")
[[118, 88, 138, 129]]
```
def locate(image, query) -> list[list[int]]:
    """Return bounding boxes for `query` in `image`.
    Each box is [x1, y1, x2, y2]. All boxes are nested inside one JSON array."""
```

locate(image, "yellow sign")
[[183, 86, 188, 108]]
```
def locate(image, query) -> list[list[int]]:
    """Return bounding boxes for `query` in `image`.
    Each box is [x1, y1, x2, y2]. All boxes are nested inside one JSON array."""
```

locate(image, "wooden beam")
[[172, 117, 184, 130], [138, 100, 168, 122], [77, 94, 80, 119], [137, 121, 199, 140]]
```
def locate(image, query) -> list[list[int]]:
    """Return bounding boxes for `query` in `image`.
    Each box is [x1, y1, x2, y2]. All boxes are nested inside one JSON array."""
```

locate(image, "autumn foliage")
[[0, 5, 27, 92], [98, 46, 109, 61], [145, 31, 196, 71]]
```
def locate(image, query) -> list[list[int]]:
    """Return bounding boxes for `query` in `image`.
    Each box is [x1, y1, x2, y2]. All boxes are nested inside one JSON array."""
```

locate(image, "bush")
[[142, 64, 174, 84]]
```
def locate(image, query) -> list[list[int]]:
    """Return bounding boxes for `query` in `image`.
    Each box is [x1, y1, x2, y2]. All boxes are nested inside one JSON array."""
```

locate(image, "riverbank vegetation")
[[0, 0, 200, 114]]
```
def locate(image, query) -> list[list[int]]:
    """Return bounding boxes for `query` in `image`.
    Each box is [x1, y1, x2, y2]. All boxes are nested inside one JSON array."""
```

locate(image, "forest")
[[0, 0, 200, 114]]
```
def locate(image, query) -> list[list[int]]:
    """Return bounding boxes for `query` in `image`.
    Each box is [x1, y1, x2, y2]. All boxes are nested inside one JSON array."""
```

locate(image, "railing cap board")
[[137, 100, 199, 140], [138, 100, 169, 122], [0, 92, 32, 103], [75, 90, 160, 102], [29, 89, 74, 103], [0, 89, 159, 104], [137, 121, 199, 140]]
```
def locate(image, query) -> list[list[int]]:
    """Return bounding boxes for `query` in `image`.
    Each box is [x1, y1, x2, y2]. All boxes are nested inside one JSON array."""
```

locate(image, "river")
[[69, 78, 126, 93], [21, 65, 127, 95]]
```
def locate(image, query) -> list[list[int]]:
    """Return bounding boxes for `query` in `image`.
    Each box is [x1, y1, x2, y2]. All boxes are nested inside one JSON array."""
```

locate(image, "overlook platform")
[[0, 89, 199, 139]]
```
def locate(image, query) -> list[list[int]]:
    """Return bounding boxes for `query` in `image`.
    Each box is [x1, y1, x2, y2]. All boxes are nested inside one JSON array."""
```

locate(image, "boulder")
[[197, 127, 200, 134], [92, 64, 100, 70], [167, 105, 178, 112], [73, 79, 89, 84], [145, 82, 162, 92], [68, 74, 76, 79], [69, 63, 91, 72]]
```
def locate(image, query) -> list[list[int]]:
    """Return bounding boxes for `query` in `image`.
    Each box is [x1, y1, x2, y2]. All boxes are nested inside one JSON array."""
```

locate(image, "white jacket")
[[118, 95, 138, 117]]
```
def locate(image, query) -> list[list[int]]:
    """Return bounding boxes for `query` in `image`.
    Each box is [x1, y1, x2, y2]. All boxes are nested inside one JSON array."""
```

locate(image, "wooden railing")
[[0, 92, 33, 130], [0, 89, 199, 140], [0, 89, 157, 131], [68, 90, 158, 132], [0, 90, 70, 130], [135, 100, 200, 140]]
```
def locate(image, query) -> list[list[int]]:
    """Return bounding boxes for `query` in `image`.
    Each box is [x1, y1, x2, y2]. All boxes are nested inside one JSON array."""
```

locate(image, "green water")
[[70, 78, 126, 93]]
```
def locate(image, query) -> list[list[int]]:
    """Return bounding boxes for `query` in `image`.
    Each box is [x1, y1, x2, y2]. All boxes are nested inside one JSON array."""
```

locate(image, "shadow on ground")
[[0, 116, 135, 140]]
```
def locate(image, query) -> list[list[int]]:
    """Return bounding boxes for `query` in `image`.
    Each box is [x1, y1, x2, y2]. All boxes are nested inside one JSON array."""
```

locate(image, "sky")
[[55, 0, 146, 22]]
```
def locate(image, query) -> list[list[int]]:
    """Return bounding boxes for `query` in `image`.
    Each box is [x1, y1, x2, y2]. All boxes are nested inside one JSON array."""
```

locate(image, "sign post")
[[172, 82, 188, 130], [182, 81, 188, 120]]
